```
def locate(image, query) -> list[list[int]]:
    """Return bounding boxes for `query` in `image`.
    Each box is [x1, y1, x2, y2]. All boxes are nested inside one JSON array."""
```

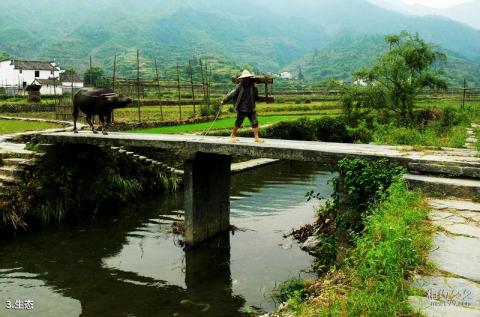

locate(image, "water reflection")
[[0, 161, 334, 316]]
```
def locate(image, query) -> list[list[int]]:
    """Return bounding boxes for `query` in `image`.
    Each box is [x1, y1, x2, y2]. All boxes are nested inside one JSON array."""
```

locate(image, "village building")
[[0, 59, 83, 96], [30, 79, 63, 95], [60, 72, 84, 94], [279, 71, 293, 79]]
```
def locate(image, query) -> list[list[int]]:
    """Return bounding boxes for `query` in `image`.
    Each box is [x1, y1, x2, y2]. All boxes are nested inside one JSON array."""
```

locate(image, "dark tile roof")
[[13, 60, 56, 71], [36, 79, 60, 86], [60, 72, 82, 83]]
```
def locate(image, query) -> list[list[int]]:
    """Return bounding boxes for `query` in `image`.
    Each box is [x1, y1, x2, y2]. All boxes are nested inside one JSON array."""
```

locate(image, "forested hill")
[[0, 0, 479, 80], [287, 35, 480, 86], [369, 0, 480, 30]]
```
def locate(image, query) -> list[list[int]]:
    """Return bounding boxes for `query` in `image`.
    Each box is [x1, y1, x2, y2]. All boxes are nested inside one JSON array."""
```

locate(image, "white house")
[[0, 59, 63, 95], [60, 72, 84, 95], [31, 79, 63, 95], [353, 79, 368, 86], [279, 71, 293, 80]]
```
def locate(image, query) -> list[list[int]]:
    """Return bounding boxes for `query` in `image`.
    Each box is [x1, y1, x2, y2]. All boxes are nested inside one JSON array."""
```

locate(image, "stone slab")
[[430, 209, 480, 238], [409, 162, 480, 178], [409, 296, 480, 317], [231, 158, 279, 174], [406, 175, 480, 198], [430, 232, 480, 282], [429, 199, 480, 213], [39, 131, 480, 169], [413, 276, 480, 308]]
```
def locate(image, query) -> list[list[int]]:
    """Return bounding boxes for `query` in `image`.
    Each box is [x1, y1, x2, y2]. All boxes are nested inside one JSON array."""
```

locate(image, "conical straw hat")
[[238, 70, 255, 79]]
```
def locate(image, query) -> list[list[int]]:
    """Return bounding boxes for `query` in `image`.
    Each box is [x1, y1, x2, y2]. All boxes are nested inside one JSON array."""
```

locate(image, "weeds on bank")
[[274, 173, 432, 316]]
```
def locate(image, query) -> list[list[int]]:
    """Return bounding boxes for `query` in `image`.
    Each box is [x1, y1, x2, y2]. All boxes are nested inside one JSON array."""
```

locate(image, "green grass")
[[414, 99, 479, 110], [4, 112, 57, 120], [0, 97, 57, 105], [277, 180, 432, 317], [130, 114, 326, 134], [372, 124, 468, 148], [4, 98, 476, 124], [344, 181, 431, 316], [0, 119, 61, 135]]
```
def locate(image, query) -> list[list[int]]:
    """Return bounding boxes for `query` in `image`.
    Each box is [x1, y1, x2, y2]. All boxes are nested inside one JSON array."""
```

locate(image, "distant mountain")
[[0, 0, 326, 72], [0, 0, 479, 81], [287, 34, 480, 86], [368, 0, 480, 29], [256, 0, 480, 62]]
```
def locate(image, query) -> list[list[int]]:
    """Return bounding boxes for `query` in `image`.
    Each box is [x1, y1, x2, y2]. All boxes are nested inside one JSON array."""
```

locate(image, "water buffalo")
[[73, 88, 132, 135]]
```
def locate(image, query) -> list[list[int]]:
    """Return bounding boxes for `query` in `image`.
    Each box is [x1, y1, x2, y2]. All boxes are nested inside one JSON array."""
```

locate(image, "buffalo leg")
[[86, 115, 98, 134], [72, 105, 79, 133], [100, 115, 108, 135]]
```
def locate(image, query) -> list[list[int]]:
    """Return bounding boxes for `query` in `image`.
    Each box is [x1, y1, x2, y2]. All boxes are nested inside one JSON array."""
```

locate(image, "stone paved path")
[[409, 198, 480, 316], [465, 124, 478, 150]]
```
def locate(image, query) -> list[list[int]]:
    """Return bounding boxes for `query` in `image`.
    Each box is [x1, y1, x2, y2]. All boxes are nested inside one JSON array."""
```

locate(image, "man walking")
[[221, 70, 264, 143]]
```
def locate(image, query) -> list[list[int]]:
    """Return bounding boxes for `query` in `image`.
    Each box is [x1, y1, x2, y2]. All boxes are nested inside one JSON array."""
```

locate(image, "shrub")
[[412, 108, 442, 126], [312, 117, 350, 142], [0, 144, 179, 230], [346, 180, 431, 316], [263, 117, 315, 140], [200, 105, 211, 117], [440, 107, 460, 129], [372, 123, 422, 145], [312, 234, 338, 272], [346, 120, 373, 143], [334, 158, 405, 233], [271, 277, 308, 303]]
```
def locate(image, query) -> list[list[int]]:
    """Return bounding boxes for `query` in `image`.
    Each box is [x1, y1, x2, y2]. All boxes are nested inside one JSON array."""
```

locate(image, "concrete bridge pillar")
[[184, 152, 231, 245]]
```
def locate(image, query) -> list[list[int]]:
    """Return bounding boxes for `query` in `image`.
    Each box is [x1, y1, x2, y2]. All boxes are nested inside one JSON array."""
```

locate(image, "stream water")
[[0, 161, 334, 317]]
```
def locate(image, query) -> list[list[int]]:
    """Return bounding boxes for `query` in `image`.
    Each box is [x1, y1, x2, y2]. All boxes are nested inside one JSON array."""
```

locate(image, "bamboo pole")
[[111, 53, 117, 123], [136, 49, 141, 123], [89, 56, 93, 87], [176, 63, 182, 120], [206, 62, 211, 105], [189, 60, 196, 115], [112, 54, 117, 91], [462, 78, 467, 110], [199, 59, 206, 104], [154, 58, 164, 121], [71, 79, 74, 121]]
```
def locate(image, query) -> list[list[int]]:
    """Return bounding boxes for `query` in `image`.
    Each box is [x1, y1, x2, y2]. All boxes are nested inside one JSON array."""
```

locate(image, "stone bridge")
[[40, 131, 480, 245]]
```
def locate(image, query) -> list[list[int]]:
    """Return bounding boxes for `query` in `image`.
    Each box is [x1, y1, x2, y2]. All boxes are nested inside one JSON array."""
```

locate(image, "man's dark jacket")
[[223, 84, 259, 111]]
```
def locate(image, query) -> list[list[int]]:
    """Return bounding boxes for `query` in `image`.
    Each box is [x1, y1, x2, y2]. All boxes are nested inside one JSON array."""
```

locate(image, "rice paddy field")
[[0, 119, 61, 135], [131, 114, 327, 134]]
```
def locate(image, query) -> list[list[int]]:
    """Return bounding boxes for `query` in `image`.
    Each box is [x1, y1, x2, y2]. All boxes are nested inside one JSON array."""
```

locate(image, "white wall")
[[0, 60, 18, 86], [0, 60, 61, 88], [280, 72, 293, 79], [61, 81, 84, 89], [40, 84, 63, 95]]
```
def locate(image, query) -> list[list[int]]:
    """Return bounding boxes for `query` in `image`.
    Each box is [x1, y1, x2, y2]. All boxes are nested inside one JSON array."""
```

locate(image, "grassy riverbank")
[[0, 119, 61, 135], [274, 179, 432, 316]]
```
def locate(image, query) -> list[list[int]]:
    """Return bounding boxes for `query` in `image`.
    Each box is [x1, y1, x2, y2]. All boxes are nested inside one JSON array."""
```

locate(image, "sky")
[[403, 0, 474, 8]]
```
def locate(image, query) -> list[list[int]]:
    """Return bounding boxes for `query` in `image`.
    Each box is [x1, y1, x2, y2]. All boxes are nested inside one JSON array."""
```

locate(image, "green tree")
[[0, 51, 8, 60], [83, 67, 105, 86], [63, 67, 78, 76], [354, 32, 447, 123], [298, 66, 305, 81]]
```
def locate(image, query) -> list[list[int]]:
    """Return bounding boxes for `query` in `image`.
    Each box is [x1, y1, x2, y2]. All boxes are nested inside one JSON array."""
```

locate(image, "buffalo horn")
[[102, 93, 118, 101]]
